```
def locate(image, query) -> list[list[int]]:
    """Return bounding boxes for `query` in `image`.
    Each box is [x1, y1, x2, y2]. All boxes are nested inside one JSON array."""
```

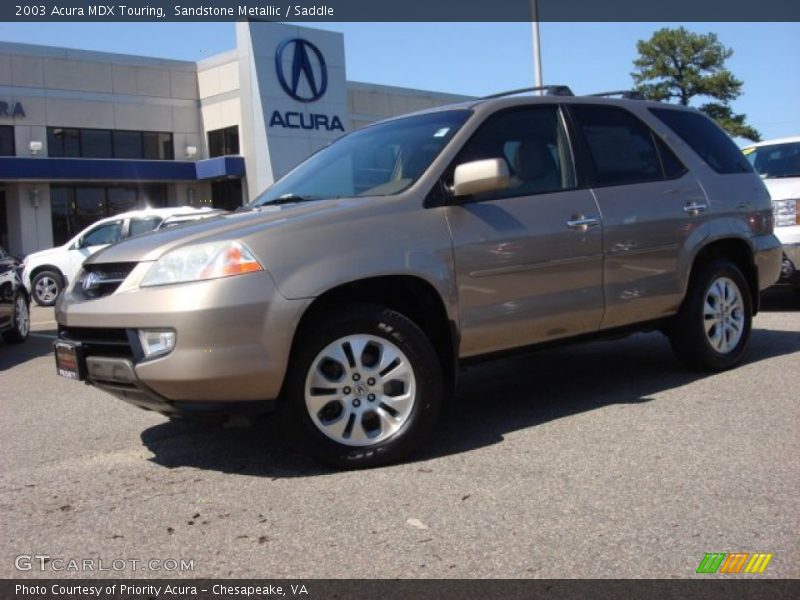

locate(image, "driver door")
[[443, 105, 605, 357]]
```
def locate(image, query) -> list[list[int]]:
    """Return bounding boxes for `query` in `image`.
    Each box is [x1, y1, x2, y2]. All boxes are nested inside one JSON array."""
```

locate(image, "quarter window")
[[649, 108, 751, 174], [571, 105, 685, 186]]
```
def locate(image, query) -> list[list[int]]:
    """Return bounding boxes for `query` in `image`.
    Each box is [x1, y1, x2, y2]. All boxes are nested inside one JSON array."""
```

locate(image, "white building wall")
[[5, 184, 53, 255], [0, 41, 202, 159]]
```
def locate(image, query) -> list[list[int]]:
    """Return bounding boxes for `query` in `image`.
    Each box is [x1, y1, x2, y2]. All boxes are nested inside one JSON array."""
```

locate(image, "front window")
[[252, 110, 471, 206], [81, 221, 123, 247], [744, 142, 800, 179]]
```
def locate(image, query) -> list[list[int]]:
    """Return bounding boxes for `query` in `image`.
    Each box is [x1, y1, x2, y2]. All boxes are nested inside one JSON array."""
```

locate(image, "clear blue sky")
[[1, 21, 798, 142]]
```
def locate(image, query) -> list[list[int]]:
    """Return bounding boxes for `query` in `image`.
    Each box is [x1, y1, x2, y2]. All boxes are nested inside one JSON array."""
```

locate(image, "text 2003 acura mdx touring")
[[55, 87, 782, 468]]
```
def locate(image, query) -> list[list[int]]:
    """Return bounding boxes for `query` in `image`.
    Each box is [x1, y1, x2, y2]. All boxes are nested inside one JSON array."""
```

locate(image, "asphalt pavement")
[[1, 288, 798, 578]]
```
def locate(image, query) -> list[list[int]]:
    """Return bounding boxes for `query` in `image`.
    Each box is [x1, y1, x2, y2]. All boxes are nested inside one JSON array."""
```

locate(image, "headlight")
[[773, 199, 798, 227], [140, 240, 263, 287]]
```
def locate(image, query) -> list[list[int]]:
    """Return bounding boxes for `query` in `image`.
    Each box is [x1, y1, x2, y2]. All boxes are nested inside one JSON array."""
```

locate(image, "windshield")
[[743, 141, 800, 178], [251, 109, 471, 206]]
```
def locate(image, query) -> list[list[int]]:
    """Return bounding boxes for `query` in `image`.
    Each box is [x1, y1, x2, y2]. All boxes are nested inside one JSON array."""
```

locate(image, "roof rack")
[[481, 85, 574, 99], [587, 90, 645, 100]]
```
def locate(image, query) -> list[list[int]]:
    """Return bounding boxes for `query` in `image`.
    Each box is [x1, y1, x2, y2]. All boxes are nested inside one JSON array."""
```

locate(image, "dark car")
[[0, 246, 30, 343]]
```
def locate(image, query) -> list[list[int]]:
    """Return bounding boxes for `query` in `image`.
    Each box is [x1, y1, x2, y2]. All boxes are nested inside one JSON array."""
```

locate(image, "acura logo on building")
[[275, 38, 328, 103]]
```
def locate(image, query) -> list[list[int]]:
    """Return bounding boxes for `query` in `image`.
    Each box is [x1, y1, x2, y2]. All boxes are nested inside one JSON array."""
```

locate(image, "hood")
[[26, 244, 68, 262], [86, 198, 371, 265], [762, 177, 800, 201]]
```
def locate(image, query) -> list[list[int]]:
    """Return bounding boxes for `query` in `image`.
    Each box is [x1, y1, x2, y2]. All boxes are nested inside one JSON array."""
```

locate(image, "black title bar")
[[4, 579, 800, 600], [2, 0, 800, 22]]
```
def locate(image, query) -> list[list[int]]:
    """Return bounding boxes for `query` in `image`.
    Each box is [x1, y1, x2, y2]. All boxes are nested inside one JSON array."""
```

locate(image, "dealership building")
[[0, 22, 467, 255]]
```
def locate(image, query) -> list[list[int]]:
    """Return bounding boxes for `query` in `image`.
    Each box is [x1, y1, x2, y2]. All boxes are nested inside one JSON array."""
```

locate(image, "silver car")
[[55, 88, 782, 468]]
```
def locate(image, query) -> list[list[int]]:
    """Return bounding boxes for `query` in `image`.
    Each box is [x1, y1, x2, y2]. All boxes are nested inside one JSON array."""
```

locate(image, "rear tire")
[[669, 259, 752, 371], [32, 270, 63, 307], [2, 292, 30, 344], [281, 304, 443, 469]]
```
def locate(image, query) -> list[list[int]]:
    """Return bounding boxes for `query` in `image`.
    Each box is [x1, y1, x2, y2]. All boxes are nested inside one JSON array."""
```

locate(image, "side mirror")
[[453, 158, 510, 198]]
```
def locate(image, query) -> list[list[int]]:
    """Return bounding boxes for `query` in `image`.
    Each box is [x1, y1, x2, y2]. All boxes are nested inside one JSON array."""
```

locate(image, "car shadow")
[[760, 286, 799, 312], [140, 325, 800, 478], [0, 329, 57, 371]]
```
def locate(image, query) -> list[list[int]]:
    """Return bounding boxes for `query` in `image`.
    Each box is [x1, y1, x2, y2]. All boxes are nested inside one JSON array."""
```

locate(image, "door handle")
[[566, 216, 599, 232], [683, 202, 708, 216]]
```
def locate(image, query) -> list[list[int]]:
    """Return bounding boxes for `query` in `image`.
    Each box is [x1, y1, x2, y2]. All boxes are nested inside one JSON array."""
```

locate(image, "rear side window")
[[570, 105, 686, 186], [128, 217, 162, 237], [649, 108, 752, 174]]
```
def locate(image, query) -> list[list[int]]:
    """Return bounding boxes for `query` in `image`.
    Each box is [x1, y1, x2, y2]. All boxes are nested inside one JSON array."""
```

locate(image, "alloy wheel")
[[703, 276, 745, 354], [35, 276, 58, 304], [304, 334, 417, 446]]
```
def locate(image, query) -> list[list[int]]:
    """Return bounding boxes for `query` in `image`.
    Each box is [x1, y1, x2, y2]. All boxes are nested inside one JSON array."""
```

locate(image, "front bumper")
[[774, 225, 800, 283], [780, 243, 800, 283], [56, 270, 310, 414], [74, 355, 275, 417]]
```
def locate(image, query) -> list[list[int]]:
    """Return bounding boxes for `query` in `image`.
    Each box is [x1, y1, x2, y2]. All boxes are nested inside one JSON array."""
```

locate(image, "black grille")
[[76, 262, 137, 299], [58, 326, 137, 359]]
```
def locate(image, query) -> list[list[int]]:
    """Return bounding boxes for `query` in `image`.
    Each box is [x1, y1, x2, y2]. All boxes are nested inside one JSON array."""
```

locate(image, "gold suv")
[[55, 88, 782, 468]]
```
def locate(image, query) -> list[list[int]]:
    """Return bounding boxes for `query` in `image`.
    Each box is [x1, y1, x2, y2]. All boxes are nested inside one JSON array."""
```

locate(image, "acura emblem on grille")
[[82, 272, 100, 291]]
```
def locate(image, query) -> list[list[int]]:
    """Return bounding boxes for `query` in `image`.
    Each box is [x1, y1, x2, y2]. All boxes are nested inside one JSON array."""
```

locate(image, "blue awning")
[[0, 155, 245, 181]]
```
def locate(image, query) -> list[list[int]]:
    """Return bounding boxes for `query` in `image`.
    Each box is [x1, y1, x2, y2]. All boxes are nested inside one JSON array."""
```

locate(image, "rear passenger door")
[[567, 104, 709, 329], [444, 105, 605, 357]]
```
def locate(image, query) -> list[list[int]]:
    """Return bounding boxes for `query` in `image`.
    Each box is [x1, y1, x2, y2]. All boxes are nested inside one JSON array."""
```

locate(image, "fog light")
[[138, 329, 176, 358]]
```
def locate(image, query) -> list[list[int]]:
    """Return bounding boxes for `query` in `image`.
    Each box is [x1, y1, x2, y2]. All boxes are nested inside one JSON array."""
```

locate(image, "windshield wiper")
[[257, 194, 319, 207]]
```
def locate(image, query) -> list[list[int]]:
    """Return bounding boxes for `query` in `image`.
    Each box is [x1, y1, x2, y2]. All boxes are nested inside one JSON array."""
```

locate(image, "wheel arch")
[[288, 275, 459, 387], [30, 264, 66, 284], [684, 237, 760, 315]]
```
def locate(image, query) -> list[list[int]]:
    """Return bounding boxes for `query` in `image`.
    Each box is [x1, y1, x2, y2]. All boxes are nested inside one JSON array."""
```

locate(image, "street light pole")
[[531, 0, 543, 90]]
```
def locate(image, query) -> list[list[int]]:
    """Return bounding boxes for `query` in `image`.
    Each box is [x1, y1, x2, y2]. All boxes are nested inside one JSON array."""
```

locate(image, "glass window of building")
[[208, 126, 240, 157], [0, 126, 14, 156], [211, 179, 243, 211], [143, 132, 174, 160], [113, 131, 143, 159], [50, 187, 72, 246], [48, 128, 81, 157], [107, 186, 138, 213], [47, 128, 173, 160], [80, 129, 113, 158]]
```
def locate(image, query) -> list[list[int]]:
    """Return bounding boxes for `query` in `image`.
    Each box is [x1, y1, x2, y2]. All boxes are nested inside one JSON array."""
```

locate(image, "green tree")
[[632, 27, 760, 141]]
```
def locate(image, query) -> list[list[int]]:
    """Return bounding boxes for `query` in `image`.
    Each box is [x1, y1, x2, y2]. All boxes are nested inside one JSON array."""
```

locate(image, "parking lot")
[[1, 288, 798, 579]]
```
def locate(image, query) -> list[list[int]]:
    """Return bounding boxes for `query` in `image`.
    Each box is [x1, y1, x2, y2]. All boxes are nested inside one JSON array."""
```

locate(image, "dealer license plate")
[[54, 341, 85, 381]]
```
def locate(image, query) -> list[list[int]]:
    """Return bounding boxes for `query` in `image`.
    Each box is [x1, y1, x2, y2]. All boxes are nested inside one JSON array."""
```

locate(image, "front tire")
[[2, 292, 30, 344], [31, 270, 63, 307], [281, 304, 443, 469], [669, 259, 752, 371]]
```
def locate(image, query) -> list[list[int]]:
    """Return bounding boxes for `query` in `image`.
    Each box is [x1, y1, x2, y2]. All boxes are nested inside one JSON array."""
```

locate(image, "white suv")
[[743, 136, 800, 291], [23, 207, 213, 306]]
